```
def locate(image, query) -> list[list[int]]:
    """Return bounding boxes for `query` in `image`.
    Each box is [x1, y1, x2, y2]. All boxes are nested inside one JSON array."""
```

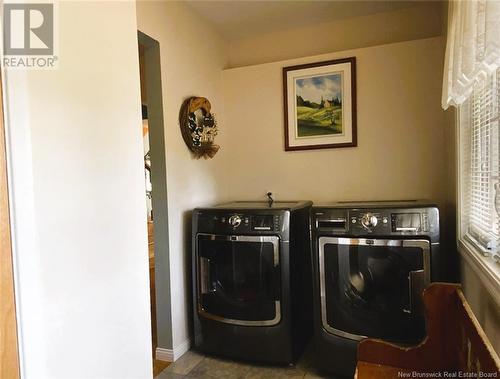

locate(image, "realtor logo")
[[2, 3, 57, 69], [4, 3, 53, 55]]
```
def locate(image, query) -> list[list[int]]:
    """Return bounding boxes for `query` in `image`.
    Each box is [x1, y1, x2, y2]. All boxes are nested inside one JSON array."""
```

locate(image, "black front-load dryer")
[[311, 201, 441, 377], [191, 201, 312, 365]]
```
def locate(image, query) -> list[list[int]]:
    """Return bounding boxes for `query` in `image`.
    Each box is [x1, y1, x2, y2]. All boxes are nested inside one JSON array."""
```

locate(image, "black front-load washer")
[[191, 201, 312, 364], [311, 201, 441, 377]]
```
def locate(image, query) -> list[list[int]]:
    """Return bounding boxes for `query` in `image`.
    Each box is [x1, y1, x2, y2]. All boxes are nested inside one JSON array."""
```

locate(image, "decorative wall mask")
[[179, 96, 219, 159]]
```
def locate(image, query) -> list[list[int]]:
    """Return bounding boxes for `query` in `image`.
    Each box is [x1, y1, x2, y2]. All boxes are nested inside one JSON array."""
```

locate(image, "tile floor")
[[155, 347, 342, 379]]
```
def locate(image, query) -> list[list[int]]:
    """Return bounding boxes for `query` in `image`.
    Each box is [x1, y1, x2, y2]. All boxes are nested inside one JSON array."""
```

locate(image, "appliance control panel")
[[349, 210, 393, 233], [195, 210, 285, 234], [313, 205, 439, 240]]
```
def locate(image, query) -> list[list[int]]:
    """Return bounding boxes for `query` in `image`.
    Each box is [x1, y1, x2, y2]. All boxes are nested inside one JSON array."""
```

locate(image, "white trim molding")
[[155, 348, 173, 362], [155, 339, 191, 362], [459, 239, 500, 308]]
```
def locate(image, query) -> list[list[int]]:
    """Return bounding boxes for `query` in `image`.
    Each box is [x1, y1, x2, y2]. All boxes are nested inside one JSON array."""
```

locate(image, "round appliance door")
[[196, 234, 281, 326], [318, 237, 430, 343]]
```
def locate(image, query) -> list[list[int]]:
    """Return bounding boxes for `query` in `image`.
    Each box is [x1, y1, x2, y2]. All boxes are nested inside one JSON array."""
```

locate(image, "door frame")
[[137, 31, 173, 358], [0, 72, 21, 378]]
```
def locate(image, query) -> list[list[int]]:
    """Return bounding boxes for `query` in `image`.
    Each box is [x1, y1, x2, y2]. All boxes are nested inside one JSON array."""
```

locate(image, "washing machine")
[[191, 201, 313, 364], [311, 201, 440, 377]]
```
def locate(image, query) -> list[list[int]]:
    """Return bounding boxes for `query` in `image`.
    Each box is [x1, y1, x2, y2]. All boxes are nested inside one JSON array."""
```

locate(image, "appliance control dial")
[[361, 213, 378, 229], [228, 215, 242, 228]]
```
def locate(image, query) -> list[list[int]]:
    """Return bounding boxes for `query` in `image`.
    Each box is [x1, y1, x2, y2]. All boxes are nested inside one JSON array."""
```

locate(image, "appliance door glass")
[[197, 234, 280, 326], [319, 237, 430, 342]]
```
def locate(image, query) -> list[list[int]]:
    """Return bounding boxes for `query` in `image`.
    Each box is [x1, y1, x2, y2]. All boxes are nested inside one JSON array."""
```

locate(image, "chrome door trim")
[[196, 233, 281, 326], [198, 301, 281, 327], [318, 237, 431, 341], [197, 234, 280, 267]]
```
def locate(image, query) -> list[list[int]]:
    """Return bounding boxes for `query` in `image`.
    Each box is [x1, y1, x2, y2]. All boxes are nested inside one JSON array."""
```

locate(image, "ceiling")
[[184, 1, 434, 41]]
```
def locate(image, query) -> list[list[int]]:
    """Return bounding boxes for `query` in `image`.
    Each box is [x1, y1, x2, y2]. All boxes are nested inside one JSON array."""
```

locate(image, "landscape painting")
[[295, 73, 343, 137], [283, 57, 357, 151]]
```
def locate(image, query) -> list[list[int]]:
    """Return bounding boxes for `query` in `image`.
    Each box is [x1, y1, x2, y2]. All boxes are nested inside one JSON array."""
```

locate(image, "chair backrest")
[[357, 283, 500, 374]]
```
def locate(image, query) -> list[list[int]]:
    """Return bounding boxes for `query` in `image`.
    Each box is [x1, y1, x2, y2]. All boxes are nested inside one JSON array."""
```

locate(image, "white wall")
[[4, 1, 153, 378], [136, 1, 228, 353], [220, 37, 448, 206]]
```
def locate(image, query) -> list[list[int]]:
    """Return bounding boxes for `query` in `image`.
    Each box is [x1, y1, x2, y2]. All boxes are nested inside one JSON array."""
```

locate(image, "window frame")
[[457, 80, 500, 296]]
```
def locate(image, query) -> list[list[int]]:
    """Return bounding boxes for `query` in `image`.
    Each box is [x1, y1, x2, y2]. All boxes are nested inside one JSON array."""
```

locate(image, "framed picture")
[[283, 57, 357, 151]]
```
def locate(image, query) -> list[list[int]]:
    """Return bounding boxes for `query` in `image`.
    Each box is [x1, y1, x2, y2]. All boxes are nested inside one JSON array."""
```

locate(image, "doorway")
[[137, 32, 173, 376]]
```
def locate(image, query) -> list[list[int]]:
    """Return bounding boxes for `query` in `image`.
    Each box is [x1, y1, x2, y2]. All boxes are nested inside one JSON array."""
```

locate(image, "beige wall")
[[134, 2, 454, 358], [228, 2, 443, 68], [136, 0, 497, 360], [136, 0, 228, 352], [220, 37, 448, 206], [461, 259, 500, 353]]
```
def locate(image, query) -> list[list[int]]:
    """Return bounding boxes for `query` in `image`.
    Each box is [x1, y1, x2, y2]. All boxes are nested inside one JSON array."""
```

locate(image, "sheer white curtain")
[[442, 0, 500, 110], [460, 70, 500, 252], [444, 0, 500, 259]]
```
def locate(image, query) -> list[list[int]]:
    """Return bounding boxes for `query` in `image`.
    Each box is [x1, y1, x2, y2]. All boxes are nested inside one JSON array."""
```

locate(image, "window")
[[460, 68, 500, 261]]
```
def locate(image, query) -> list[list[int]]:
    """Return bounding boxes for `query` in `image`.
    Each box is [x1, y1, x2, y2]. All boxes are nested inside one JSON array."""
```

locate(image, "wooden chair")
[[356, 283, 500, 379]]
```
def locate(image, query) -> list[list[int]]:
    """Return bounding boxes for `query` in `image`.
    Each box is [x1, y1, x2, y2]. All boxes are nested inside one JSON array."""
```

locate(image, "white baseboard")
[[155, 347, 173, 362], [155, 339, 191, 362]]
